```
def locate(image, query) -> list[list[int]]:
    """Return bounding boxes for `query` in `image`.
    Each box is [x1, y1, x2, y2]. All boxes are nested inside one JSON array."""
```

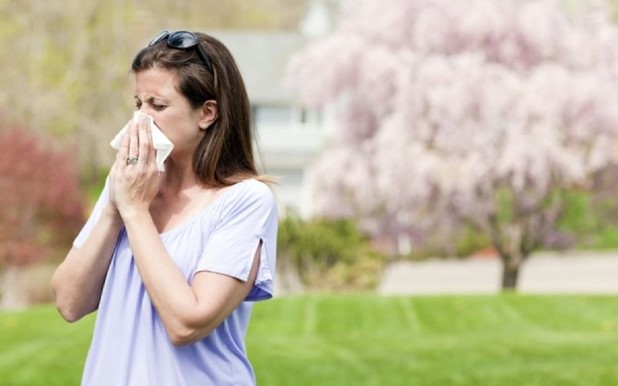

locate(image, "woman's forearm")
[[122, 208, 259, 345], [52, 206, 123, 322], [121, 210, 202, 336]]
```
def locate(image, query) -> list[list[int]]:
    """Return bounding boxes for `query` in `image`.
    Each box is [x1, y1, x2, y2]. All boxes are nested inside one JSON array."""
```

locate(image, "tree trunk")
[[494, 222, 529, 291], [501, 262, 520, 290]]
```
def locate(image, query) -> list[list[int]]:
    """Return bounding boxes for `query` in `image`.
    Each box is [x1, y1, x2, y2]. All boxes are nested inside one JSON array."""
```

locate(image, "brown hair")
[[131, 32, 259, 187]]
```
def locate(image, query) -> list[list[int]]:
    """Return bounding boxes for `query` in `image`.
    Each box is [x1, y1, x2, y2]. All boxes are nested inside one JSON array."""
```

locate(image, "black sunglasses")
[[148, 30, 214, 73]]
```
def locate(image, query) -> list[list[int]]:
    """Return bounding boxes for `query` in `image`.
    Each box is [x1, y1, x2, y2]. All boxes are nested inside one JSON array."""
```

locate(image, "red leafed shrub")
[[0, 128, 86, 268]]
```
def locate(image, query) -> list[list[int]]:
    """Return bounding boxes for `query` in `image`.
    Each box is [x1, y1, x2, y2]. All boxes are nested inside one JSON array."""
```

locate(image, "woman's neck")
[[160, 158, 200, 194]]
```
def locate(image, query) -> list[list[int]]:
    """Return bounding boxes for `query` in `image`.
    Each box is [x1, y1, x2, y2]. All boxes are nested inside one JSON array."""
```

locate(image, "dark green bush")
[[277, 213, 385, 291]]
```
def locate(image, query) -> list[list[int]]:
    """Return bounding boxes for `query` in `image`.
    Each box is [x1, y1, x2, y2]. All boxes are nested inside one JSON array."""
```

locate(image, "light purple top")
[[73, 179, 278, 386]]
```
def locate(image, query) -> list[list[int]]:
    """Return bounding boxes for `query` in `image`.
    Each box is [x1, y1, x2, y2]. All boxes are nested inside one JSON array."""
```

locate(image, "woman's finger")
[[117, 126, 130, 163], [127, 120, 139, 166], [108, 160, 117, 202], [137, 116, 152, 167]]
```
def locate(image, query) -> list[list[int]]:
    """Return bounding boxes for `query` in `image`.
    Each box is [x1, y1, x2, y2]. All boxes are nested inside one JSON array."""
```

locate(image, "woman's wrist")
[[118, 203, 151, 225], [102, 203, 123, 225]]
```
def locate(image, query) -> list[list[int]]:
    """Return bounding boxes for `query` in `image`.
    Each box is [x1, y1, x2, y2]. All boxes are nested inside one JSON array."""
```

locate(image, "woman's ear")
[[198, 100, 218, 130]]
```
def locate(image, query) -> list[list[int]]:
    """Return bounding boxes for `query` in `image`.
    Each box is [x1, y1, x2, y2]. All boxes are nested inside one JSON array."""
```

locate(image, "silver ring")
[[126, 156, 139, 165]]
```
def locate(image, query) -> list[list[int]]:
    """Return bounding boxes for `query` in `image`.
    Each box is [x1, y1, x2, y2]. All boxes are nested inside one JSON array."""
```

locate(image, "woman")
[[52, 30, 278, 385]]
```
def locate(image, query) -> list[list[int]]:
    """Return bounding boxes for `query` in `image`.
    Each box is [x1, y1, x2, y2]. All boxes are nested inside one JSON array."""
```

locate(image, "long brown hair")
[[131, 32, 259, 187]]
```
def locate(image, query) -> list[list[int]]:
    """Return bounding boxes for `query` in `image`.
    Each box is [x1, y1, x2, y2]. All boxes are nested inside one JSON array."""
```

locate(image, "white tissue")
[[110, 111, 173, 172]]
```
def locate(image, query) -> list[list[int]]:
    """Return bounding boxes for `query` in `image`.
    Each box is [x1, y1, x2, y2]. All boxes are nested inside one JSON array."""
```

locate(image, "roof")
[[207, 30, 307, 105]]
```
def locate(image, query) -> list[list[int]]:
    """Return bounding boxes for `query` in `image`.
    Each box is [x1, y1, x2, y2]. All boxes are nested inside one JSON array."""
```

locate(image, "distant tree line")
[[0, 0, 312, 186]]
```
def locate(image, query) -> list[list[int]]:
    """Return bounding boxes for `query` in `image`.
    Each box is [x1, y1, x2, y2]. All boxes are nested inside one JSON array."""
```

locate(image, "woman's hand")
[[109, 114, 161, 218]]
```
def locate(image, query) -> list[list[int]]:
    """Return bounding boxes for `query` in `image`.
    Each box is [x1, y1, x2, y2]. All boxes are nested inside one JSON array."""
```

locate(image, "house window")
[[254, 105, 293, 126], [299, 108, 322, 125], [253, 104, 323, 128]]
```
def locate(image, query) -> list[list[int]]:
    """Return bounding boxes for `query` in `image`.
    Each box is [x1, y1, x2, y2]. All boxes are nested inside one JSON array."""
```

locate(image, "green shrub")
[[558, 190, 618, 249], [277, 213, 385, 291]]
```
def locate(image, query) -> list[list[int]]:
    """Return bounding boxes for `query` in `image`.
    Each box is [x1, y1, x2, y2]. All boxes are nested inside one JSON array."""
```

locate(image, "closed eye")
[[133, 96, 167, 111]]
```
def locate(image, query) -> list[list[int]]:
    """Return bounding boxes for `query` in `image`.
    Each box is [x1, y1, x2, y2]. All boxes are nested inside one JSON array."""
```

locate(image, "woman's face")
[[133, 67, 203, 158]]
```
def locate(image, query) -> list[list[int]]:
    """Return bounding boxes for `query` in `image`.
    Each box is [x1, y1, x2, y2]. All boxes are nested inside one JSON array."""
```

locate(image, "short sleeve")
[[196, 180, 278, 301], [73, 177, 111, 249]]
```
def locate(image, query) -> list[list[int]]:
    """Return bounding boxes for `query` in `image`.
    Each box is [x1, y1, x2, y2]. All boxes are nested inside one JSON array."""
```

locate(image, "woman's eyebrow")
[[135, 95, 168, 103]]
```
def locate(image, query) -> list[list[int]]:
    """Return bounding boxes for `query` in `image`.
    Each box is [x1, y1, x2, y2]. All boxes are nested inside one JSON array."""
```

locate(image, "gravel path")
[[377, 250, 618, 295]]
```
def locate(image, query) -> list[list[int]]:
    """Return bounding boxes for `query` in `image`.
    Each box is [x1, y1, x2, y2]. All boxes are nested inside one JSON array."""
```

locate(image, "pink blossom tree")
[[286, 0, 618, 289]]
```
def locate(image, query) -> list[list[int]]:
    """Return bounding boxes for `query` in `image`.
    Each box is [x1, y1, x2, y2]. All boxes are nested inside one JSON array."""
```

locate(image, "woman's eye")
[[152, 104, 166, 111], [134, 101, 142, 110]]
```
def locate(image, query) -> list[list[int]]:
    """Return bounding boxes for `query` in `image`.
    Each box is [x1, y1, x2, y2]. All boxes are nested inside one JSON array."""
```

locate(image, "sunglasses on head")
[[148, 30, 214, 73]]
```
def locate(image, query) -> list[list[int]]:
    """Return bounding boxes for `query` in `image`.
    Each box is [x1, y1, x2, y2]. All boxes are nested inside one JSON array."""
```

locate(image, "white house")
[[209, 1, 336, 217]]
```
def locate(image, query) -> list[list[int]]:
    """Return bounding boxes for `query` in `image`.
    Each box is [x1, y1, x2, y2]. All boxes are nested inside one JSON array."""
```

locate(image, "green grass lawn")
[[1, 294, 617, 386]]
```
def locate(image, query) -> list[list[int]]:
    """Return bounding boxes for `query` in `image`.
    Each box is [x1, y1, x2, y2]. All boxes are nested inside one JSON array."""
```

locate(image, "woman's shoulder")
[[238, 178, 274, 196], [217, 178, 277, 215], [229, 178, 275, 206]]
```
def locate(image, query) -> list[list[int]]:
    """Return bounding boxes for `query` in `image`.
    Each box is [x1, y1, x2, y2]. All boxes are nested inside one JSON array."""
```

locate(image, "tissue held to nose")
[[110, 111, 174, 171]]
